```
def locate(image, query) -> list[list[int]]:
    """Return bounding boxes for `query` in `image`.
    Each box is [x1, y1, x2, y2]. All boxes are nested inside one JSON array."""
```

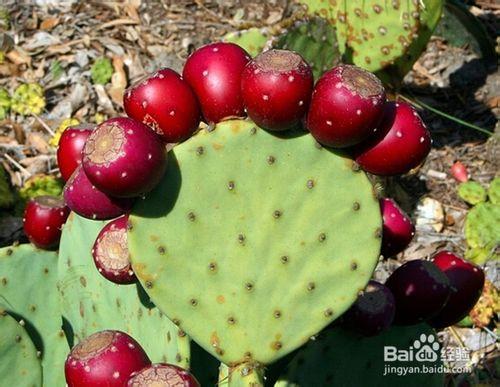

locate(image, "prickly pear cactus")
[[276, 324, 443, 386], [224, 28, 272, 57], [90, 57, 113, 85], [58, 213, 190, 368], [276, 17, 341, 79], [0, 244, 67, 387], [129, 119, 381, 382], [0, 303, 42, 387], [0, 87, 11, 119], [11, 83, 46, 116], [458, 181, 487, 205], [298, 0, 443, 81], [488, 177, 500, 205]]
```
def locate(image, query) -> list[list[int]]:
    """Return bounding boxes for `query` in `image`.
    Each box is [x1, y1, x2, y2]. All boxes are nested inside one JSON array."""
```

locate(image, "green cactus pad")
[[0, 303, 42, 387], [298, 0, 443, 79], [276, 324, 443, 386], [58, 213, 190, 368], [223, 28, 271, 57], [0, 244, 67, 387], [464, 202, 500, 264], [275, 17, 341, 80], [458, 181, 487, 205], [128, 119, 381, 367]]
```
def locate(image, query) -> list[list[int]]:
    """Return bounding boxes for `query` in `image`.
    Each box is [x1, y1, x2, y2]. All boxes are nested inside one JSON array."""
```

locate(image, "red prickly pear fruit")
[[123, 68, 201, 143], [82, 117, 167, 198], [355, 101, 432, 176], [385, 260, 451, 325], [450, 161, 468, 183], [182, 42, 250, 124], [92, 215, 136, 285], [57, 124, 95, 181], [342, 280, 396, 337], [380, 198, 415, 258], [241, 49, 313, 131], [65, 330, 151, 387], [23, 195, 70, 249], [429, 251, 485, 328], [127, 363, 200, 387], [63, 166, 133, 220], [306, 64, 386, 147]]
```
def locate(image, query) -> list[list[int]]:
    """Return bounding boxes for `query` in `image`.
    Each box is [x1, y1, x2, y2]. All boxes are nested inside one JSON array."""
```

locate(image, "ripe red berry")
[[306, 64, 386, 147], [380, 198, 415, 258], [183, 42, 250, 124], [429, 251, 485, 328], [23, 195, 70, 249], [127, 363, 200, 387], [57, 124, 95, 181], [82, 117, 167, 198], [355, 102, 432, 175], [385, 260, 450, 325], [241, 49, 313, 131], [63, 166, 133, 220], [65, 330, 151, 387], [123, 68, 201, 143], [92, 215, 136, 284]]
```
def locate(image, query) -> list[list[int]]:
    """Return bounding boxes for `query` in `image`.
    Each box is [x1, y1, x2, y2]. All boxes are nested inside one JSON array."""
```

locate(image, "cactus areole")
[[23, 195, 70, 249], [128, 119, 382, 377], [127, 363, 200, 387], [306, 64, 386, 147], [82, 117, 167, 198], [429, 251, 485, 328], [57, 124, 95, 182], [92, 215, 136, 285], [182, 42, 250, 124], [241, 49, 313, 131], [65, 330, 151, 387], [123, 68, 201, 143]]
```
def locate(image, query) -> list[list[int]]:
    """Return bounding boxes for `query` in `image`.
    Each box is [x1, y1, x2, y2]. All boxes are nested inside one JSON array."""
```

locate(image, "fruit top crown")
[[84, 123, 125, 165], [256, 49, 305, 73], [34, 195, 64, 208], [71, 330, 115, 361], [341, 65, 384, 98]]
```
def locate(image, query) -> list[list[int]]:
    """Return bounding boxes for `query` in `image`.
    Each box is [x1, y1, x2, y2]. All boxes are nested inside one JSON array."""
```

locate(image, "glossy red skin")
[[355, 101, 432, 175], [306, 64, 386, 147], [380, 198, 415, 258], [92, 215, 136, 284], [63, 166, 133, 220], [241, 49, 313, 131], [343, 280, 395, 337], [127, 363, 200, 387], [82, 117, 167, 198], [57, 124, 95, 181], [429, 251, 485, 328], [65, 330, 151, 387], [182, 42, 250, 124], [385, 260, 450, 325], [451, 161, 468, 183], [23, 195, 70, 249], [123, 68, 201, 143]]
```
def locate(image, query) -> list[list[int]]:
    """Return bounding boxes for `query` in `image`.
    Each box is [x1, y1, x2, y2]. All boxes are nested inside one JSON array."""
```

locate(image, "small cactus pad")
[[58, 213, 190, 368], [276, 324, 443, 386], [0, 244, 67, 386], [129, 119, 381, 366], [458, 181, 487, 205], [223, 28, 272, 57], [0, 303, 42, 387], [464, 203, 500, 264]]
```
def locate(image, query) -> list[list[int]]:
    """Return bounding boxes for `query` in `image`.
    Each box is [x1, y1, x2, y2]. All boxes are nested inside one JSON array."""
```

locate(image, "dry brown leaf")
[[26, 132, 50, 154], [109, 56, 127, 106], [40, 17, 60, 31], [6, 49, 31, 66]]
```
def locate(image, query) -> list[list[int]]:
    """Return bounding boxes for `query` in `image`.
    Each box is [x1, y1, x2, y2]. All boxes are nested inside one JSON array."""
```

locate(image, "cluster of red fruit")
[[344, 198, 485, 336], [65, 330, 199, 387]]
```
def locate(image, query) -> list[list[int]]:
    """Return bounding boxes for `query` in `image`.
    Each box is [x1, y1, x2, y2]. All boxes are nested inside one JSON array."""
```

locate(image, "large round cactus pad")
[[129, 120, 381, 365], [0, 303, 42, 387]]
